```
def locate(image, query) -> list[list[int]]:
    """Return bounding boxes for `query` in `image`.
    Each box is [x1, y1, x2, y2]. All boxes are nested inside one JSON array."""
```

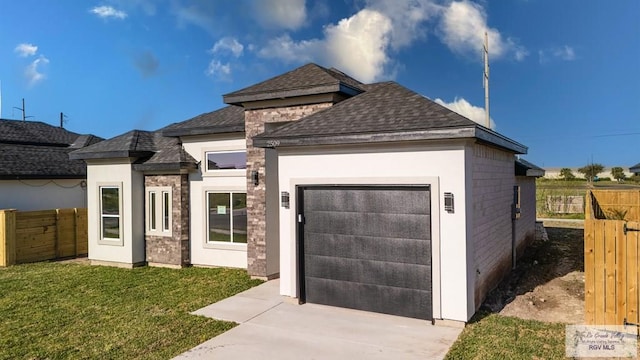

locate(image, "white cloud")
[[438, 0, 527, 61], [90, 5, 128, 20], [365, 0, 440, 50], [254, 0, 307, 30], [434, 97, 496, 129], [14, 43, 38, 57], [205, 60, 231, 79], [259, 9, 393, 83], [25, 55, 49, 86], [172, 2, 216, 34], [211, 37, 244, 58], [539, 45, 576, 63]]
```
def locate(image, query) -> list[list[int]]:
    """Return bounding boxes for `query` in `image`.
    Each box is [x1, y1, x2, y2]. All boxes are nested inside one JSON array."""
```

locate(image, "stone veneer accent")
[[245, 103, 333, 277], [145, 174, 190, 267]]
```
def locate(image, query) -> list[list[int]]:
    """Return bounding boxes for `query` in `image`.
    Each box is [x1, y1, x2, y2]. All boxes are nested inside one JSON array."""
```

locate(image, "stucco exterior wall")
[[86, 160, 145, 266], [182, 134, 248, 268], [276, 141, 472, 322], [0, 179, 86, 211], [470, 143, 516, 311]]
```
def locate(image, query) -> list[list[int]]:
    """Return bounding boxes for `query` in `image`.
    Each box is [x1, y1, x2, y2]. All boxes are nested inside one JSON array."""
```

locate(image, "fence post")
[[55, 209, 61, 259], [74, 208, 79, 257], [0, 210, 17, 267]]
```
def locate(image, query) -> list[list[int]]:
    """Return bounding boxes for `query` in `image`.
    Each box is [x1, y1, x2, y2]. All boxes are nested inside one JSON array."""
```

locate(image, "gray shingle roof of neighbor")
[[630, 163, 640, 172], [0, 119, 103, 179], [162, 106, 245, 137], [252, 82, 528, 154], [223, 63, 365, 105]]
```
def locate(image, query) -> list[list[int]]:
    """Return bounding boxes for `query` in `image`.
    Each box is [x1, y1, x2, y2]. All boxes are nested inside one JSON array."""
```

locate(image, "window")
[[99, 184, 122, 245], [205, 151, 246, 172], [207, 192, 247, 243], [146, 187, 172, 236]]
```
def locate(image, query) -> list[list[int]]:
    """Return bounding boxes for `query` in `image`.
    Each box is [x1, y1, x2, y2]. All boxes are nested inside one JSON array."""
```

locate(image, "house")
[[70, 63, 543, 324], [0, 119, 102, 211], [544, 166, 633, 180], [630, 163, 640, 176]]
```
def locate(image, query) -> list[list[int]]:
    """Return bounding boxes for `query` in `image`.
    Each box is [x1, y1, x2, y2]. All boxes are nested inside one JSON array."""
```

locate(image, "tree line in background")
[[558, 164, 635, 183]]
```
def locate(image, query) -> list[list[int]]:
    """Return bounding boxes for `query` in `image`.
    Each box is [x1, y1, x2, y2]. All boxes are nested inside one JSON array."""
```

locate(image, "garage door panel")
[[304, 211, 431, 240], [305, 255, 431, 290], [303, 188, 430, 215], [301, 186, 432, 320], [305, 277, 432, 320], [304, 233, 430, 264]]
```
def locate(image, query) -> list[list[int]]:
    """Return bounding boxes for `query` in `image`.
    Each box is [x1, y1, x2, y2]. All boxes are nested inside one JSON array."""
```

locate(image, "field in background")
[[536, 179, 640, 219]]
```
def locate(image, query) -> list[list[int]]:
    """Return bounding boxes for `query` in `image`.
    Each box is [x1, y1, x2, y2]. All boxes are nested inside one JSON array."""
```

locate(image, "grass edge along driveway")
[[0, 262, 262, 359]]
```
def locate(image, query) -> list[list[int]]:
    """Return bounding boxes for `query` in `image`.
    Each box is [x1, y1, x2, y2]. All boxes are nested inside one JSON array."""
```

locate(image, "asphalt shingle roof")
[[162, 106, 245, 137], [630, 163, 640, 172], [0, 119, 103, 179], [223, 63, 364, 104], [252, 81, 527, 153]]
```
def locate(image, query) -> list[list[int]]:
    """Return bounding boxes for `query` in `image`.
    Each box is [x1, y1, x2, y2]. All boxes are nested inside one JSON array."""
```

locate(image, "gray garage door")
[[299, 186, 432, 320]]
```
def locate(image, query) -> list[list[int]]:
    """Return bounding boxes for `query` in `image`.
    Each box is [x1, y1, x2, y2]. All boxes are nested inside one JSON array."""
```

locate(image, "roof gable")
[[69, 130, 156, 160], [223, 63, 364, 105]]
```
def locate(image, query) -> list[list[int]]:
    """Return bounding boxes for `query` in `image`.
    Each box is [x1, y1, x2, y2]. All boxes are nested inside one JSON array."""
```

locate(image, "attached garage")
[[298, 186, 432, 320]]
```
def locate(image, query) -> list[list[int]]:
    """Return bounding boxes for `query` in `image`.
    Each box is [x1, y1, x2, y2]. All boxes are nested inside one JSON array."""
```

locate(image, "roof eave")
[[162, 125, 245, 137], [223, 84, 343, 105], [253, 127, 479, 148], [69, 150, 154, 160], [0, 174, 86, 180], [133, 162, 198, 172], [253, 126, 527, 154]]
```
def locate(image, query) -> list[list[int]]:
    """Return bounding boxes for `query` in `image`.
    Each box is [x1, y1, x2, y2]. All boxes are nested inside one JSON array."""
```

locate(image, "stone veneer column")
[[145, 174, 190, 267], [244, 103, 332, 278]]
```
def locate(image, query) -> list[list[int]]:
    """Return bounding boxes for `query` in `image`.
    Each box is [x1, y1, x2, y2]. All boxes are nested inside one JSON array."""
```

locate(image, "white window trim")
[[146, 186, 172, 237], [204, 190, 247, 249], [202, 150, 246, 178], [97, 182, 124, 246]]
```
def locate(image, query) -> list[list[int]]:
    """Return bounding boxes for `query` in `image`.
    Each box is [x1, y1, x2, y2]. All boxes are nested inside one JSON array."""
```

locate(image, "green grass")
[[445, 312, 567, 360], [0, 262, 262, 359]]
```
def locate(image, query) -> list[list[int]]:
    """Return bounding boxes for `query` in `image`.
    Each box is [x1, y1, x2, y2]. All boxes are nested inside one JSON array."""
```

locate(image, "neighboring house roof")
[[162, 106, 245, 137], [515, 158, 545, 177], [70, 129, 198, 172], [223, 63, 365, 105], [630, 163, 640, 173], [252, 81, 527, 154], [0, 119, 103, 179]]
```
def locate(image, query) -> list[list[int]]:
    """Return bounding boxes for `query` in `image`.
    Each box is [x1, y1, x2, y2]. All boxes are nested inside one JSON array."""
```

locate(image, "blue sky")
[[1, 0, 638, 168]]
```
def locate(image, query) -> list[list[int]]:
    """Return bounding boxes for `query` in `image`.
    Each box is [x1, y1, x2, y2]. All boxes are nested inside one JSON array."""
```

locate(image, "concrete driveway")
[[174, 280, 462, 360]]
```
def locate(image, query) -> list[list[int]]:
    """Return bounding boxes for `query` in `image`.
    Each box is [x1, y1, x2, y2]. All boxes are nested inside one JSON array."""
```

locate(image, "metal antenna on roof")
[[13, 98, 33, 121], [60, 112, 68, 128], [483, 31, 490, 129]]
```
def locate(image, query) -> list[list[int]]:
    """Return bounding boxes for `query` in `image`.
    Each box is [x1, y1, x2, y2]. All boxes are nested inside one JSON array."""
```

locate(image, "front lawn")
[[0, 262, 262, 359], [445, 312, 567, 360]]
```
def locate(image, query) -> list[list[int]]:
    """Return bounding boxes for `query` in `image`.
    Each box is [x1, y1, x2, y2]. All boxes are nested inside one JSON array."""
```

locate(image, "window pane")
[[102, 217, 120, 239], [101, 187, 120, 215], [149, 192, 156, 230], [163, 191, 170, 231], [206, 152, 247, 170], [208, 193, 231, 242], [232, 193, 247, 243]]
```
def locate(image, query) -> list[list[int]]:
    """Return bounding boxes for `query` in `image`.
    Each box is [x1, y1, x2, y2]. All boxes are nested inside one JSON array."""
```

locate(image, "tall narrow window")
[[149, 192, 157, 231], [162, 191, 170, 232], [100, 186, 121, 241], [207, 192, 247, 243], [146, 186, 172, 237]]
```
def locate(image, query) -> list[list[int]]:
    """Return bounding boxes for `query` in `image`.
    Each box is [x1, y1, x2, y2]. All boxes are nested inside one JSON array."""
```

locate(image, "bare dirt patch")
[[481, 224, 585, 324]]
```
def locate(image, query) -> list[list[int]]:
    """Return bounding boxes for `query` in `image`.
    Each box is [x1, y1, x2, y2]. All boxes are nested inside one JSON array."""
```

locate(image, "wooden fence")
[[0, 208, 87, 266], [585, 190, 640, 330]]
